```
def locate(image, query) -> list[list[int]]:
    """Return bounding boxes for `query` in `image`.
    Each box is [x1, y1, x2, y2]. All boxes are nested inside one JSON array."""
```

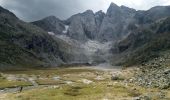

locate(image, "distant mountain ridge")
[[32, 3, 170, 43], [32, 3, 170, 67]]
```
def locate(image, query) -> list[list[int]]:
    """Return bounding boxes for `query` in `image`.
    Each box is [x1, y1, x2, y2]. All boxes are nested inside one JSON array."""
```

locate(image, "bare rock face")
[[98, 3, 136, 42], [66, 10, 97, 42], [65, 3, 137, 42], [95, 10, 105, 28]]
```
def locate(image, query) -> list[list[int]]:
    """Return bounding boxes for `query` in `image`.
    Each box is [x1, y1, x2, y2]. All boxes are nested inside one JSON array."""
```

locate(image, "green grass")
[[0, 78, 32, 89], [1, 67, 170, 100], [7, 82, 161, 100], [36, 79, 65, 85]]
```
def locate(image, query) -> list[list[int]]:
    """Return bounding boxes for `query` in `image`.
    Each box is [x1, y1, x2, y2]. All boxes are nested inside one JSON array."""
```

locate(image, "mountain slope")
[[0, 6, 88, 69], [32, 16, 65, 35], [115, 17, 170, 66]]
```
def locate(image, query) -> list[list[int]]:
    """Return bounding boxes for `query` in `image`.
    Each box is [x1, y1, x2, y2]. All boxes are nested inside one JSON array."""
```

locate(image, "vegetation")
[[0, 78, 32, 89], [0, 67, 169, 100]]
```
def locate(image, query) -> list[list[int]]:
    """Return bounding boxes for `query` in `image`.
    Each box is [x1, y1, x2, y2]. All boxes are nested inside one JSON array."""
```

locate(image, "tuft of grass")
[[64, 86, 83, 96], [36, 79, 65, 85], [127, 89, 142, 97]]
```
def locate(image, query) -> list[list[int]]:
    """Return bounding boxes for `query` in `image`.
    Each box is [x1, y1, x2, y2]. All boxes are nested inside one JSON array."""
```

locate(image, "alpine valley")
[[1, 2, 170, 100]]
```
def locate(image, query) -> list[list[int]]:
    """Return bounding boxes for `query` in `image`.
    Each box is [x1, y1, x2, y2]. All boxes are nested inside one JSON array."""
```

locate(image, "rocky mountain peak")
[[83, 10, 94, 15], [95, 10, 105, 27], [107, 2, 121, 17], [109, 2, 119, 8], [42, 16, 60, 22], [120, 5, 136, 12], [32, 15, 65, 35], [95, 10, 105, 16]]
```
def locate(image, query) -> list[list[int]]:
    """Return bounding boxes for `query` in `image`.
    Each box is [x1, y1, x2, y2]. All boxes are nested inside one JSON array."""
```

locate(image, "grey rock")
[[66, 10, 97, 41], [97, 3, 136, 42]]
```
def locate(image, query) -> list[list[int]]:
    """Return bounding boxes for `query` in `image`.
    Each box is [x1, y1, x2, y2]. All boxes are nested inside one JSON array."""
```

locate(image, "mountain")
[[32, 16, 66, 35], [98, 3, 136, 42], [32, 3, 137, 42], [0, 6, 66, 69], [135, 6, 170, 24], [2, 2, 170, 69], [31, 3, 170, 67], [0, 5, 113, 70], [113, 15, 170, 66], [0, 6, 94, 70], [32, 10, 114, 64], [66, 10, 97, 42], [31, 4, 170, 43]]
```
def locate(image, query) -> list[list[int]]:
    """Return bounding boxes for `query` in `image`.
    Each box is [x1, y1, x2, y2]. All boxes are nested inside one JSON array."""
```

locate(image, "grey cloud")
[[0, 0, 94, 22], [0, 0, 170, 22]]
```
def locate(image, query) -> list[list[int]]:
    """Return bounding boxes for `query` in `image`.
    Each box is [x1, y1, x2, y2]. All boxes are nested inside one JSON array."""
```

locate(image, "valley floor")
[[0, 66, 170, 100]]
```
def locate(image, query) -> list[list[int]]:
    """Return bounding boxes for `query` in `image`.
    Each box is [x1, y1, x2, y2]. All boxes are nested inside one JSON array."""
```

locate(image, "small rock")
[[133, 97, 140, 100], [95, 76, 105, 81], [81, 79, 93, 84], [164, 69, 170, 74], [111, 75, 120, 80], [65, 81, 73, 85], [53, 76, 61, 81], [53, 85, 60, 89]]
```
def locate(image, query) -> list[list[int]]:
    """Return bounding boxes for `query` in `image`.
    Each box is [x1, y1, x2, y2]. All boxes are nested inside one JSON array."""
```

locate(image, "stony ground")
[[128, 51, 170, 90], [0, 66, 170, 100]]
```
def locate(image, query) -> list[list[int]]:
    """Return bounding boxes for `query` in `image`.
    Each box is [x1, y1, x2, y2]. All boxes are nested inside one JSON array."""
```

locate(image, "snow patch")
[[62, 25, 69, 34], [48, 32, 55, 35]]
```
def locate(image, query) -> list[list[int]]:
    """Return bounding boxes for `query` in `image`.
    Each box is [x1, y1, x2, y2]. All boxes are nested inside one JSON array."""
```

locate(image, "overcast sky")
[[0, 0, 170, 22]]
